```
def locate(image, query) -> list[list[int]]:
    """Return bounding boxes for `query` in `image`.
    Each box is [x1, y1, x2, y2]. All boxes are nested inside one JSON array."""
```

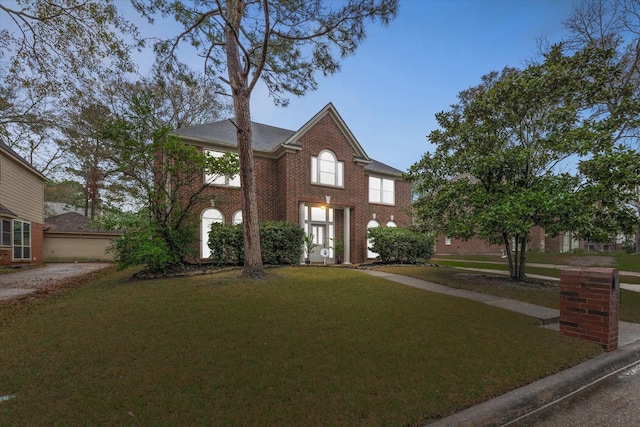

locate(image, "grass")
[[433, 252, 640, 272], [0, 266, 602, 426], [432, 257, 640, 285], [379, 265, 640, 324]]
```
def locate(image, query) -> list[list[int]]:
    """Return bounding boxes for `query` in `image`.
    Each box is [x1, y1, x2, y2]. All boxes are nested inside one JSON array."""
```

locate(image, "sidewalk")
[[360, 269, 640, 426]]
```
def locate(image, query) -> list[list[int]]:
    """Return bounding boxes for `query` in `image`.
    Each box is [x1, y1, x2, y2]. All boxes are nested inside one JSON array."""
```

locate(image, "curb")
[[426, 340, 640, 426]]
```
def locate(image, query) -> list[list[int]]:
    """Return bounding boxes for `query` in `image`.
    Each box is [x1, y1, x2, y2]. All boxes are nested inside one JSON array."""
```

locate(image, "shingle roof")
[[365, 159, 404, 177], [172, 105, 405, 176], [171, 120, 295, 152], [0, 203, 17, 218], [45, 212, 115, 233]]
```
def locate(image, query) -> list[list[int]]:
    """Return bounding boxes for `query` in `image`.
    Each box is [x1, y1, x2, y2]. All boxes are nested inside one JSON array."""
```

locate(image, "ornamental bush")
[[207, 222, 244, 266], [207, 221, 304, 266], [260, 221, 305, 265], [368, 227, 434, 264]]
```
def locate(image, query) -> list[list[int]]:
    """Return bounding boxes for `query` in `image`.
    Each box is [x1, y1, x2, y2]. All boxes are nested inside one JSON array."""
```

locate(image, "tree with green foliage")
[[100, 94, 239, 272], [407, 45, 640, 281], [132, 0, 399, 278], [59, 103, 118, 218], [561, 0, 640, 251]]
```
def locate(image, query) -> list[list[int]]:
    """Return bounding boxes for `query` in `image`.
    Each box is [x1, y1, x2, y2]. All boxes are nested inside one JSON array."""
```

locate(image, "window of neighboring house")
[[201, 208, 224, 258], [445, 236, 452, 246], [232, 210, 243, 224], [311, 150, 344, 187], [368, 176, 395, 205], [13, 220, 30, 260], [0, 219, 10, 246], [205, 150, 240, 187]]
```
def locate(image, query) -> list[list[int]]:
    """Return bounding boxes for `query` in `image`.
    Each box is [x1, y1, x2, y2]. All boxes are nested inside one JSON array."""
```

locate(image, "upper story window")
[[369, 176, 395, 205], [311, 150, 343, 187], [205, 150, 240, 187]]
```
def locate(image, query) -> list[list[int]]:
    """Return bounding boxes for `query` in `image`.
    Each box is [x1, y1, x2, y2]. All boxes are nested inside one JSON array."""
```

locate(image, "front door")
[[310, 224, 326, 262]]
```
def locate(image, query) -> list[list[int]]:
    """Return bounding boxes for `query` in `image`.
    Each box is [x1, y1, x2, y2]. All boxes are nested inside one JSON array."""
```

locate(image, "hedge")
[[368, 227, 434, 264]]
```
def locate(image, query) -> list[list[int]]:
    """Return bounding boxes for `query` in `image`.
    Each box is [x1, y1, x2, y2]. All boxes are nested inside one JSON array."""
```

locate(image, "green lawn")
[[0, 266, 601, 426], [432, 256, 640, 285], [432, 252, 640, 272]]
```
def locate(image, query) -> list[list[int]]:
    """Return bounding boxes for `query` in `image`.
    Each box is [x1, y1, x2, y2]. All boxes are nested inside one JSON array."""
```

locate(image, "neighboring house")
[[435, 228, 624, 256], [44, 212, 122, 262], [0, 141, 47, 266], [172, 103, 412, 264]]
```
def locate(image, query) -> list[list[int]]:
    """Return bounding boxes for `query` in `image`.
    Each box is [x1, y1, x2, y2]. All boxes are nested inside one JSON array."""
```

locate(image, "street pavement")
[[507, 361, 640, 426]]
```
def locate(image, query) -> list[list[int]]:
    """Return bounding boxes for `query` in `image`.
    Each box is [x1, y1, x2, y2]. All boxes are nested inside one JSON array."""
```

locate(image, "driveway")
[[0, 263, 112, 301]]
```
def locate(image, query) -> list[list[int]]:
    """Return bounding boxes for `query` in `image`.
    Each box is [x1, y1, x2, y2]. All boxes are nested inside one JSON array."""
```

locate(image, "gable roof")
[[282, 103, 371, 163], [0, 140, 47, 181], [171, 103, 403, 177]]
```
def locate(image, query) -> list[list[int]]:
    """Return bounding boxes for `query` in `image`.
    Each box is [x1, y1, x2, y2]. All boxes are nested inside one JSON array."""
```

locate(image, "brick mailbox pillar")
[[559, 267, 620, 351]]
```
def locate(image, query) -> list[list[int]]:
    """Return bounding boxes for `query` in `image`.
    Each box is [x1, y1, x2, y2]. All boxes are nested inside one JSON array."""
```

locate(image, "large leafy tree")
[[59, 103, 118, 218], [132, 0, 399, 278], [407, 45, 640, 281], [101, 93, 239, 272], [561, 0, 640, 250]]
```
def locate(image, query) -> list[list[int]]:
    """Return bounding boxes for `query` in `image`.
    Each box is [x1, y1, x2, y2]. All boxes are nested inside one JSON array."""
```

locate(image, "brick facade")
[[174, 103, 412, 265], [435, 226, 605, 256], [560, 268, 620, 351]]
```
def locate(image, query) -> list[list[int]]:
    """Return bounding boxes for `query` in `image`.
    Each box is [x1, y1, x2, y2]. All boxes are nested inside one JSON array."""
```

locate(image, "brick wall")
[[559, 267, 619, 351], [185, 112, 412, 264]]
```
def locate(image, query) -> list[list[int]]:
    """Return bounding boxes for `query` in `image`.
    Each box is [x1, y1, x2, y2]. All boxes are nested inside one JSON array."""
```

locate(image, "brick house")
[[172, 103, 412, 264], [0, 141, 46, 266], [435, 228, 604, 256]]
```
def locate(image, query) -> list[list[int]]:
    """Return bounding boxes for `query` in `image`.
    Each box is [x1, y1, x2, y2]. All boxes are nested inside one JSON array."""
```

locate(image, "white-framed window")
[[311, 149, 344, 187], [0, 219, 11, 247], [369, 176, 395, 205], [367, 219, 380, 259], [386, 221, 397, 228], [445, 236, 452, 246], [205, 150, 240, 187], [13, 220, 30, 260], [201, 208, 224, 258], [232, 210, 243, 225]]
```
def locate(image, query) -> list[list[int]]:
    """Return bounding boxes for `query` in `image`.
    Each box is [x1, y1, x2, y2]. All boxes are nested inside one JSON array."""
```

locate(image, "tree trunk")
[[224, 1, 264, 279], [517, 235, 527, 282], [503, 232, 516, 279]]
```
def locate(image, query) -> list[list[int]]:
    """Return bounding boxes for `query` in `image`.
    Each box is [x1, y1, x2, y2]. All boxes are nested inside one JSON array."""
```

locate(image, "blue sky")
[[127, 0, 579, 173], [249, 0, 578, 173]]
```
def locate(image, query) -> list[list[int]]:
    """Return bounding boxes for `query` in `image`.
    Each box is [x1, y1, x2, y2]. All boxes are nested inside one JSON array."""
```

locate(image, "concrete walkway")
[[0, 263, 111, 301], [359, 269, 640, 426]]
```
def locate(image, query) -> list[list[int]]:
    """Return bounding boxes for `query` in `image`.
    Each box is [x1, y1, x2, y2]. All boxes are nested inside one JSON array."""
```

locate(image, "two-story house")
[[172, 103, 412, 264], [0, 141, 46, 266]]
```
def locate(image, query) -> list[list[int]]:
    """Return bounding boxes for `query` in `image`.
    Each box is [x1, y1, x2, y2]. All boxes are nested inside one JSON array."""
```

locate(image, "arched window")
[[201, 208, 224, 258], [311, 149, 343, 187], [386, 221, 397, 228], [367, 219, 380, 259], [232, 210, 243, 225]]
